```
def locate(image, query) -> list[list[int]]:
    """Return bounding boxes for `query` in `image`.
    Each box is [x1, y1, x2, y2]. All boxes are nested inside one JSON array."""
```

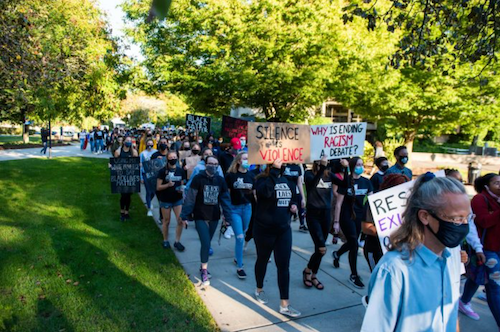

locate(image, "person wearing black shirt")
[[244, 165, 264, 248], [282, 163, 307, 232], [225, 152, 256, 279], [156, 151, 187, 251], [370, 157, 389, 193], [219, 143, 235, 174], [113, 136, 138, 221], [332, 157, 373, 289], [253, 159, 301, 318], [151, 137, 169, 160], [40, 128, 49, 154], [302, 156, 348, 290], [180, 156, 233, 287]]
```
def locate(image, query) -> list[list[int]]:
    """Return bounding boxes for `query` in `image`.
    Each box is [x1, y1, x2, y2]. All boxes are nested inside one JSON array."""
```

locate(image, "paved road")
[[1, 144, 496, 331]]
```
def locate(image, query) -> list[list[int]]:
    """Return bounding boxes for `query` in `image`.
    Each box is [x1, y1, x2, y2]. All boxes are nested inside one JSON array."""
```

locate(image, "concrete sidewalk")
[[0, 145, 496, 331]]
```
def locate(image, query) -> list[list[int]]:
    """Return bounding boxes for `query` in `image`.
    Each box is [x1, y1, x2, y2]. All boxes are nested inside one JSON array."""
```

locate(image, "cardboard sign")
[[185, 155, 201, 179], [247, 122, 310, 165], [178, 150, 191, 161], [110, 158, 141, 194], [309, 122, 366, 161], [142, 158, 167, 192], [221, 115, 248, 139], [185, 114, 211, 133], [368, 170, 446, 253]]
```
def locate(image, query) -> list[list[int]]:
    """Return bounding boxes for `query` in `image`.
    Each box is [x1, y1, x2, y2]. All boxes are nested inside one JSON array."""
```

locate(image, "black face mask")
[[159, 143, 167, 151], [183, 147, 191, 151], [168, 159, 178, 166], [192, 149, 200, 155], [380, 165, 389, 172], [426, 212, 469, 248]]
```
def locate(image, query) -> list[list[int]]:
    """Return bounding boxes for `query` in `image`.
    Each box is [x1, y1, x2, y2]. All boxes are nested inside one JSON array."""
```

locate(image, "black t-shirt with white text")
[[225, 171, 255, 206], [156, 166, 186, 203], [338, 177, 373, 222]]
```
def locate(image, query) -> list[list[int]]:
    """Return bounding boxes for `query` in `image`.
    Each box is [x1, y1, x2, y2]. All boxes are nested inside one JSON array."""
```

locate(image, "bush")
[[362, 140, 374, 165], [0, 127, 22, 135], [383, 138, 406, 164]]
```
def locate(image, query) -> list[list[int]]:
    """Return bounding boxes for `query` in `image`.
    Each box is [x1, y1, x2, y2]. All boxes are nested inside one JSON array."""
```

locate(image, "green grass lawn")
[[0, 157, 217, 332], [0, 135, 42, 145]]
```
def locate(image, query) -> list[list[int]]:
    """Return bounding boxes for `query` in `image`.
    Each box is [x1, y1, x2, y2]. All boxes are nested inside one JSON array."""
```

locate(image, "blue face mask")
[[241, 160, 249, 169], [125, 141, 132, 148], [354, 166, 364, 175], [399, 156, 408, 165], [260, 164, 267, 172]]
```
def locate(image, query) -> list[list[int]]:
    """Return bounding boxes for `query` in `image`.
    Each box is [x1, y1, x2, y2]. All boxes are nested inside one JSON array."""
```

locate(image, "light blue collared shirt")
[[385, 164, 413, 180], [361, 244, 461, 332]]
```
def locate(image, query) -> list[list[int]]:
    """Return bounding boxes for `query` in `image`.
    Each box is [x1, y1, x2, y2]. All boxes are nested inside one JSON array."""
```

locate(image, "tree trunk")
[[470, 135, 479, 154]]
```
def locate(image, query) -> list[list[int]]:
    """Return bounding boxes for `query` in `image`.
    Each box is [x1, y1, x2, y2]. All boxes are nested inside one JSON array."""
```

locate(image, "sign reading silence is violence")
[[110, 158, 141, 194], [247, 121, 367, 164]]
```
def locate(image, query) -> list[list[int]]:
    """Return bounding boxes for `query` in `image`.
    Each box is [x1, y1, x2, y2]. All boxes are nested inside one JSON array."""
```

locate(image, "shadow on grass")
[[0, 158, 216, 332]]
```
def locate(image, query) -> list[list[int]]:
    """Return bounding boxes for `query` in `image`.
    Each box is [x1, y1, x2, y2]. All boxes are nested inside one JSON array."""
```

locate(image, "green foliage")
[[0, 158, 217, 331], [308, 116, 333, 126], [362, 140, 374, 165], [382, 137, 406, 164]]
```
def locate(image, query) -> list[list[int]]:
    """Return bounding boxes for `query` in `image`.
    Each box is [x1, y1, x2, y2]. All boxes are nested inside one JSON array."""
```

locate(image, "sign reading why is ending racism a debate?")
[[368, 170, 445, 253], [185, 114, 211, 133], [110, 158, 141, 194], [309, 123, 366, 160], [247, 122, 310, 164], [221, 115, 248, 139]]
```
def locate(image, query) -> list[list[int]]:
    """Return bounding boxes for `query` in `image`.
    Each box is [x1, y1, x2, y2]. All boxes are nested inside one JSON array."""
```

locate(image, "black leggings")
[[120, 193, 131, 211], [306, 208, 331, 274], [337, 217, 361, 276], [254, 225, 292, 300], [363, 234, 383, 272], [245, 200, 257, 242]]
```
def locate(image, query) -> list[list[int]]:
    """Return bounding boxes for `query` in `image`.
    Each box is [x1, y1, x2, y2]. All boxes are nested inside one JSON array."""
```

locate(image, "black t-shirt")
[[304, 166, 345, 210], [338, 177, 373, 222], [151, 151, 168, 160], [189, 173, 229, 221], [282, 164, 302, 194], [219, 151, 234, 174], [370, 172, 385, 193], [156, 166, 186, 203], [96, 130, 103, 139], [225, 171, 256, 206]]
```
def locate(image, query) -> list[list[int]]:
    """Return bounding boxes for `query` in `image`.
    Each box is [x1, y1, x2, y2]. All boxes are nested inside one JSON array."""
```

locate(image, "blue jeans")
[[80, 139, 85, 150], [195, 220, 219, 264], [462, 250, 500, 327], [40, 141, 47, 154], [95, 139, 103, 153], [90, 140, 95, 152], [231, 203, 252, 268]]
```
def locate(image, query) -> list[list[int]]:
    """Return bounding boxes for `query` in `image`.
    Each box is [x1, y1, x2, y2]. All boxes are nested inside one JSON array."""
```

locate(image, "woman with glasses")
[[180, 155, 233, 287], [361, 173, 470, 331], [459, 173, 500, 328]]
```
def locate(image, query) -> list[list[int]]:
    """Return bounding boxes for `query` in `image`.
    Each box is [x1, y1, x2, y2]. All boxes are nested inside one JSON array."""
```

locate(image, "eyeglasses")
[[429, 211, 474, 226]]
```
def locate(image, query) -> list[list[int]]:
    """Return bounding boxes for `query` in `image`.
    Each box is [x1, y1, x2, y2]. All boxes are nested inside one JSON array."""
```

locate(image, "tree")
[[343, 0, 500, 74], [0, 0, 123, 142]]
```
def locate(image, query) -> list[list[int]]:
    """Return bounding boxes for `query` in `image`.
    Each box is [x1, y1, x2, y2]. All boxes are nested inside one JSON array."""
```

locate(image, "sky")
[[96, 0, 143, 61]]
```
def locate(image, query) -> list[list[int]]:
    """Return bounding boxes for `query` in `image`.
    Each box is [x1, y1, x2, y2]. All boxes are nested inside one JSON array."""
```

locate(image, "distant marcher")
[[114, 136, 138, 221], [361, 174, 469, 332], [79, 129, 86, 150], [385, 146, 412, 180], [370, 157, 389, 193], [40, 128, 49, 154], [140, 138, 158, 216]]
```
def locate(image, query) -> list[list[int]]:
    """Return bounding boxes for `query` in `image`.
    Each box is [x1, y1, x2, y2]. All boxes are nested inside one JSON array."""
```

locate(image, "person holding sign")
[[332, 157, 373, 289], [225, 152, 256, 279], [114, 136, 139, 221], [156, 151, 187, 251], [361, 173, 469, 332], [140, 138, 158, 217], [180, 156, 233, 287], [253, 158, 301, 318], [302, 156, 348, 290]]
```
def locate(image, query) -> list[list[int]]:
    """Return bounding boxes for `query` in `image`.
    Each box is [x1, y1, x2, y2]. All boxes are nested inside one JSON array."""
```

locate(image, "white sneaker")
[[279, 305, 301, 318], [226, 226, 234, 237], [147, 209, 153, 217]]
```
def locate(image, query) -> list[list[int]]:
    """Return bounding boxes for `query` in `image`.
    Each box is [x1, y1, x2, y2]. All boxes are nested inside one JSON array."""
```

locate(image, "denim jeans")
[[462, 250, 500, 327], [95, 139, 103, 153], [231, 203, 252, 268], [195, 220, 219, 264], [80, 139, 85, 150], [90, 140, 95, 152], [40, 141, 47, 154]]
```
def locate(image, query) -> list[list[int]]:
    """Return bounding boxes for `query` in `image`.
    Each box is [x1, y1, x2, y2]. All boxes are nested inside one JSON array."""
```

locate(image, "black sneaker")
[[120, 213, 125, 222], [199, 268, 212, 279], [332, 251, 340, 268], [299, 225, 309, 233], [349, 274, 365, 289], [236, 269, 247, 279], [162, 240, 171, 249], [174, 242, 185, 252]]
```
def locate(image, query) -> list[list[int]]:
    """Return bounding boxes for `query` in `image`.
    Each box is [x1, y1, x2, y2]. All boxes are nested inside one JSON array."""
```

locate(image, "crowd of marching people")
[[99, 125, 500, 329]]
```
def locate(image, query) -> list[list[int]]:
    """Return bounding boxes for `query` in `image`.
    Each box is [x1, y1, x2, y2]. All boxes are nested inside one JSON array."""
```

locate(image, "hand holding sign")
[[272, 158, 283, 170]]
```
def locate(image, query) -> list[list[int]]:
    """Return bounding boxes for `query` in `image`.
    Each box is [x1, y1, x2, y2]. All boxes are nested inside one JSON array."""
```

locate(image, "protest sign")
[[247, 122, 310, 165], [185, 155, 202, 179], [185, 114, 211, 133], [142, 158, 167, 192], [309, 122, 367, 161], [221, 115, 248, 139], [178, 150, 191, 161], [110, 158, 141, 194], [368, 170, 446, 253]]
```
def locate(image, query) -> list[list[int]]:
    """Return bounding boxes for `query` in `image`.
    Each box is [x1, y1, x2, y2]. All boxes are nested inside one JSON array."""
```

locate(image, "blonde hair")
[[389, 175, 466, 256], [227, 151, 247, 174]]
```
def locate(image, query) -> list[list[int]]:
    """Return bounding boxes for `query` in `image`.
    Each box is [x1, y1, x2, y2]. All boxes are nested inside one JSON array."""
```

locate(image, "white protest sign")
[[368, 169, 446, 253], [309, 122, 366, 161]]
